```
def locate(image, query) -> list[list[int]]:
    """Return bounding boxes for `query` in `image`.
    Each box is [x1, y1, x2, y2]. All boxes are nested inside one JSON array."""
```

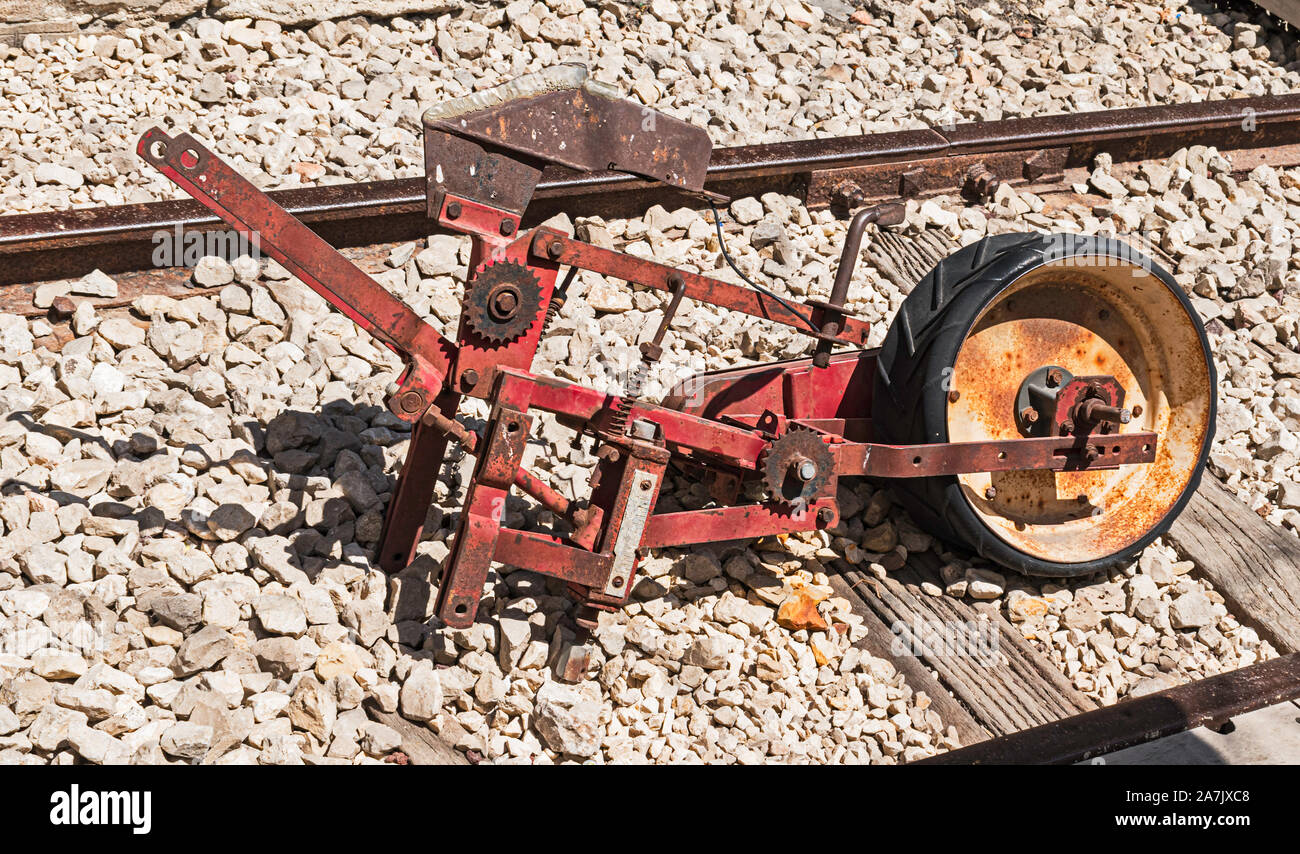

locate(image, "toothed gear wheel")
[[759, 427, 834, 507], [463, 259, 543, 344]]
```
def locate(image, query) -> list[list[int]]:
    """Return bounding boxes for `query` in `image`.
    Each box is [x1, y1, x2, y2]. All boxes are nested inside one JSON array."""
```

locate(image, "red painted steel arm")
[[496, 369, 771, 466], [640, 499, 838, 549], [529, 231, 873, 346], [137, 127, 456, 422], [834, 432, 1159, 477]]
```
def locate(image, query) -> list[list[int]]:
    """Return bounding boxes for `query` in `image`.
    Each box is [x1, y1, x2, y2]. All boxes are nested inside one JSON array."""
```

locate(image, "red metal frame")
[[139, 102, 1162, 630]]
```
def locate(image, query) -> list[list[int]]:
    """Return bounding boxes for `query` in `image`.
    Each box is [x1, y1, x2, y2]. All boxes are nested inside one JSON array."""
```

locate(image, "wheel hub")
[[1016, 367, 1132, 438]]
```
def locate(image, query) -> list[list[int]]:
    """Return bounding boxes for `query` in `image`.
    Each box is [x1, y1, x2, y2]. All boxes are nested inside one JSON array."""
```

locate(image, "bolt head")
[[399, 390, 424, 413], [796, 460, 818, 482], [947, 389, 960, 403], [1020, 406, 1039, 423], [499, 218, 516, 236], [445, 201, 461, 219], [984, 486, 997, 500]]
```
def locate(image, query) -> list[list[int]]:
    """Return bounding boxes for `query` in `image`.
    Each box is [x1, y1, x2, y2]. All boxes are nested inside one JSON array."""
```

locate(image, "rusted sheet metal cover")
[[423, 64, 711, 215]]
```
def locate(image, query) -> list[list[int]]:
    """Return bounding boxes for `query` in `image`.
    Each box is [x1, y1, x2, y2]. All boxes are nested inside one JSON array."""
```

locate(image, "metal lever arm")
[[531, 231, 873, 346], [137, 127, 455, 422]]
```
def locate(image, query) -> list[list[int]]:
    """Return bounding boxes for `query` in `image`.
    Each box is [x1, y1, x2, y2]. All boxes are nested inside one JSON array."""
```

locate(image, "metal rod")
[[813, 201, 905, 367], [915, 651, 1300, 765]]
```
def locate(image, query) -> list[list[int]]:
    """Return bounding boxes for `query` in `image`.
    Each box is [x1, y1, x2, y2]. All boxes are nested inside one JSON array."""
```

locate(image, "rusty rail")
[[4, 94, 1300, 292], [916, 651, 1300, 765]]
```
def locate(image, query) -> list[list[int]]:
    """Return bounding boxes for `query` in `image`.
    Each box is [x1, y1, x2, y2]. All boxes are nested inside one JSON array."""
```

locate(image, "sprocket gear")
[[759, 426, 834, 507], [463, 259, 543, 344]]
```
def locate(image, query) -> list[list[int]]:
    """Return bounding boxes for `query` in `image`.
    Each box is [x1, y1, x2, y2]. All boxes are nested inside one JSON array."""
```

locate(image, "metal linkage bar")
[[529, 230, 872, 346], [137, 127, 455, 423], [916, 652, 1300, 765], [838, 432, 1158, 478]]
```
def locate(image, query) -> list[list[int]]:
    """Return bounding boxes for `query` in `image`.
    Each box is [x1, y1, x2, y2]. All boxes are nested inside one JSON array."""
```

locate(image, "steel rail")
[[915, 651, 1300, 765], [4, 94, 1300, 289]]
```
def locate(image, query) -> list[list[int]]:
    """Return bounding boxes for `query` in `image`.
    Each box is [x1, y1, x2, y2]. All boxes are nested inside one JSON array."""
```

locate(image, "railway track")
[[5, 93, 1300, 299], [6, 92, 1300, 764]]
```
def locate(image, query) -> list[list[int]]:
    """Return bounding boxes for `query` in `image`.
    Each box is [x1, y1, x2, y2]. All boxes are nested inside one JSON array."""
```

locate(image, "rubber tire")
[[871, 232, 1217, 578]]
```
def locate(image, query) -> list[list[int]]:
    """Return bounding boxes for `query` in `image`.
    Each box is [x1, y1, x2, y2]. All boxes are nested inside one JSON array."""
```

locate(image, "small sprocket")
[[463, 259, 543, 344], [759, 426, 834, 507]]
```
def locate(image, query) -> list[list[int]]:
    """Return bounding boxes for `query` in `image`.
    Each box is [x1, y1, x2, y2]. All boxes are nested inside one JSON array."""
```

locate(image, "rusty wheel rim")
[[946, 254, 1213, 564]]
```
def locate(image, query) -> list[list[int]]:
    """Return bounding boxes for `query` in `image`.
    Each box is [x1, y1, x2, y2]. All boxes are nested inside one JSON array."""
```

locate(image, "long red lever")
[[137, 127, 455, 422]]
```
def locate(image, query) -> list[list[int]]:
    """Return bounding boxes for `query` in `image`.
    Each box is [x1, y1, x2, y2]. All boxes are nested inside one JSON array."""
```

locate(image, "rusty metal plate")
[[431, 87, 711, 192], [606, 469, 657, 596]]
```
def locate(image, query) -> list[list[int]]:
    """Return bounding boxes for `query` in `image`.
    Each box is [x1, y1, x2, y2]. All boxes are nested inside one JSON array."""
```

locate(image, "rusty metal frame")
[[134, 72, 1180, 633]]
